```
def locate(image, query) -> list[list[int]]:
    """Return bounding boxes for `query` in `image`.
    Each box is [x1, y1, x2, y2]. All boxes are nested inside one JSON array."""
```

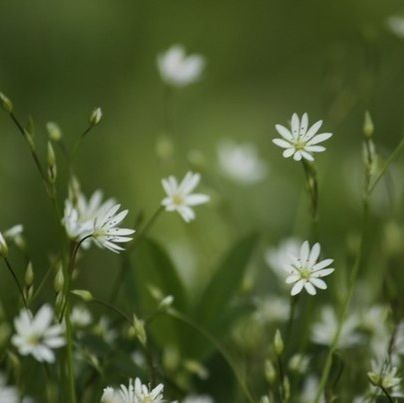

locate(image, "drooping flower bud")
[[46, 122, 62, 141], [89, 107, 102, 126], [0, 232, 8, 257], [0, 92, 13, 113]]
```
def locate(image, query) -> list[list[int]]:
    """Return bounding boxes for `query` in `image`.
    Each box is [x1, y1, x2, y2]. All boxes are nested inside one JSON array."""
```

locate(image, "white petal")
[[273, 138, 292, 149], [312, 259, 334, 271], [312, 268, 334, 277], [304, 282, 317, 295], [300, 113, 308, 135], [291, 280, 304, 296], [303, 120, 323, 141], [275, 124, 293, 141], [308, 242, 321, 266], [310, 278, 327, 289], [301, 151, 314, 161], [286, 274, 300, 284], [307, 132, 333, 145], [300, 241, 310, 263], [282, 148, 295, 158], [185, 193, 210, 206], [291, 113, 300, 138]]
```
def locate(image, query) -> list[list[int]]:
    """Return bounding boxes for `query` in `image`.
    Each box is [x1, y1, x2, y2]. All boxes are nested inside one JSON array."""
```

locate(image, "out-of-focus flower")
[[265, 238, 301, 281], [12, 304, 65, 363], [161, 172, 209, 222], [368, 362, 403, 398], [101, 378, 165, 403], [217, 140, 267, 184], [387, 16, 404, 39], [254, 296, 290, 324], [284, 241, 334, 296], [71, 305, 92, 328], [157, 45, 205, 87], [0, 232, 8, 257], [93, 317, 118, 345], [288, 354, 310, 374], [183, 395, 214, 403], [273, 113, 332, 161], [62, 189, 135, 253], [0, 373, 19, 403], [301, 376, 324, 403], [311, 306, 361, 348], [359, 305, 389, 334]]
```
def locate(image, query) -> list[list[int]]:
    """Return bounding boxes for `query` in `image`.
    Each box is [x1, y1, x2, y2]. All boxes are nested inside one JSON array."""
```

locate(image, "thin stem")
[[368, 135, 404, 194], [301, 160, 319, 238], [314, 198, 369, 402], [167, 308, 255, 403], [3, 257, 27, 308], [380, 386, 394, 403]]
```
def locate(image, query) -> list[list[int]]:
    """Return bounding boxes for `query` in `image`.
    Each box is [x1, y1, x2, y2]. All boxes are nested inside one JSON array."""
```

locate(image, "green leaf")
[[197, 233, 258, 328]]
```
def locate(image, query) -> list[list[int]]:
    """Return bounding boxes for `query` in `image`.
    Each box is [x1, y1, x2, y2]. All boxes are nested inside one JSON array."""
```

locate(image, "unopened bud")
[[155, 135, 174, 160], [132, 314, 147, 346], [283, 376, 291, 400], [265, 360, 276, 384], [363, 111, 374, 138], [47, 142, 57, 183], [183, 359, 209, 380], [71, 289, 93, 302], [54, 265, 64, 293], [46, 122, 62, 141], [89, 107, 102, 126], [0, 232, 8, 257], [158, 295, 174, 310], [24, 262, 34, 287], [0, 92, 13, 113], [24, 130, 35, 150], [274, 329, 284, 356]]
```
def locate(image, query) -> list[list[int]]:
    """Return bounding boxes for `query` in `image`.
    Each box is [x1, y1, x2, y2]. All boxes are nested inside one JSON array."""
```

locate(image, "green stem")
[[167, 308, 255, 403], [3, 257, 28, 308], [368, 135, 404, 194], [314, 198, 369, 402]]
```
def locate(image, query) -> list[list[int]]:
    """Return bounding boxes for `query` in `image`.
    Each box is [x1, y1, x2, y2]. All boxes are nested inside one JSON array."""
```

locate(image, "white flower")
[[254, 296, 290, 324], [0, 374, 19, 403], [157, 45, 205, 87], [265, 238, 301, 281], [359, 305, 389, 334], [93, 317, 118, 344], [71, 305, 92, 328], [301, 376, 324, 403], [183, 395, 214, 403], [3, 225, 23, 241], [217, 140, 267, 184], [91, 204, 135, 253], [161, 172, 210, 222], [12, 304, 65, 363], [284, 241, 334, 296], [62, 190, 135, 253], [368, 362, 403, 397], [311, 306, 361, 348], [273, 113, 332, 161], [101, 378, 165, 403], [387, 16, 404, 39]]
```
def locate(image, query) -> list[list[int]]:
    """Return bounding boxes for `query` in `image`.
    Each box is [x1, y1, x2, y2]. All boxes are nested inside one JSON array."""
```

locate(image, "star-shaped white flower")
[[161, 172, 210, 222], [285, 241, 334, 296], [91, 204, 135, 253], [101, 378, 164, 403], [273, 113, 332, 161], [12, 304, 65, 363], [157, 45, 205, 87]]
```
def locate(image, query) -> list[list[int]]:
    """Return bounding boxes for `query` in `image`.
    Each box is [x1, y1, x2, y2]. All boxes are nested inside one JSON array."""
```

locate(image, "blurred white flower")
[[387, 16, 404, 39], [157, 45, 205, 87], [273, 113, 332, 161], [93, 316, 118, 345], [102, 378, 164, 403], [265, 238, 301, 281], [288, 353, 309, 374], [3, 224, 24, 245], [71, 305, 92, 328], [161, 172, 210, 222], [217, 140, 267, 184], [0, 232, 8, 257], [254, 296, 290, 324], [183, 395, 214, 403], [368, 362, 403, 398], [301, 376, 324, 403], [0, 373, 19, 403], [311, 306, 361, 348], [284, 241, 334, 296], [12, 304, 65, 363], [62, 190, 135, 253], [360, 305, 389, 334]]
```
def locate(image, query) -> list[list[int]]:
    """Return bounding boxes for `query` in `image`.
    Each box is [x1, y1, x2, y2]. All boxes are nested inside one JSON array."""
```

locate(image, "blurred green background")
[[0, 0, 404, 304]]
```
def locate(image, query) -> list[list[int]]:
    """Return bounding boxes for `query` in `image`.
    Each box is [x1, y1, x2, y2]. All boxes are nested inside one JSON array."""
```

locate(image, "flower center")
[[27, 333, 41, 346], [294, 139, 306, 151], [298, 266, 312, 280], [172, 194, 184, 206]]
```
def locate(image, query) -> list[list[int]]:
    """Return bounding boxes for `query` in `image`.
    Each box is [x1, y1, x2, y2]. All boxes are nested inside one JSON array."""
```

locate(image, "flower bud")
[[158, 295, 174, 310], [265, 359, 276, 384], [184, 359, 209, 380], [47, 141, 57, 183], [155, 135, 174, 160], [0, 232, 8, 257], [363, 111, 374, 138], [46, 122, 62, 141], [71, 289, 93, 302], [283, 376, 291, 400], [0, 92, 13, 113], [54, 264, 64, 293], [132, 314, 147, 346], [162, 346, 180, 372], [89, 107, 102, 126], [274, 329, 284, 356], [24, 262, 34, 287]]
